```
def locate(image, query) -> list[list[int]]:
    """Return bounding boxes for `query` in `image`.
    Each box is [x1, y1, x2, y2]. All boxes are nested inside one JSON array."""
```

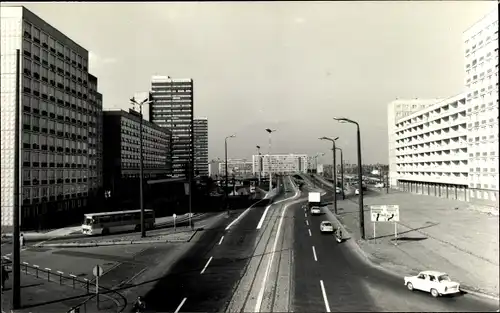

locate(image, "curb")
[[323, 208, 500, 302]]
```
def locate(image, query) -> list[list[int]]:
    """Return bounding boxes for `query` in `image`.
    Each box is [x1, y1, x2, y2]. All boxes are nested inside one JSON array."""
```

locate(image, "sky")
[[2, 1, 497, 165]]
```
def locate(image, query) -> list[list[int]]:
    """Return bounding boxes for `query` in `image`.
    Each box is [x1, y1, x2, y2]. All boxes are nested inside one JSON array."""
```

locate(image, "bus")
[[81, 209, 155, 235]]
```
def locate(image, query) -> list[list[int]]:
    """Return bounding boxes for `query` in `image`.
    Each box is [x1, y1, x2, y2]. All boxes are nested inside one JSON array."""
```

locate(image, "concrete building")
[[150, 76, 193, 177], [87, 74, 103, 198], [208, 159, 221, 178], [393, 94, 469, 201], [102, 109, 172, 201], [193, 117, 208, 176], [387, 98, 444, 187], [252, 154, 308, 175], [219, 159, 252, 177], [463, 8, 499, 205], [1, 6, 101, 230]]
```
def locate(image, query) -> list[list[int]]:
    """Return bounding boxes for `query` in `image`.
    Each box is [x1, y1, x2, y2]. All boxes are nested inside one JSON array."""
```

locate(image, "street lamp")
[[265, 128, 276, 191], [335, 147, 345, 200], [333, 117, 365, 240], [130, 96, 153, 238], [225, 134, 236, 212], [256, 145, 262, 186], [319, 136, 339, 214]]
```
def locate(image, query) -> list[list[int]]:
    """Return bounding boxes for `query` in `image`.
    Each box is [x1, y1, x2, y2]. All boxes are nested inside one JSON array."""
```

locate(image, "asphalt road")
[[294, 182, 498, 312], [142, 177, 291, 312]]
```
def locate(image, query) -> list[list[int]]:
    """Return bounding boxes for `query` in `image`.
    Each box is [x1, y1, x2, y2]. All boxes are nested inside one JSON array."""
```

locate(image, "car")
[[354, 189, 360, 195], [320, 221, 334, 233], [336, 187, 341, 194], [404, 271, 460, 297], [310, 206, 321, 215]]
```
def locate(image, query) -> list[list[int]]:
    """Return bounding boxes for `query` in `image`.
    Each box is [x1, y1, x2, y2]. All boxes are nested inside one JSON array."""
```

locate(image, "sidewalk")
[[332, 194, 499, 298]]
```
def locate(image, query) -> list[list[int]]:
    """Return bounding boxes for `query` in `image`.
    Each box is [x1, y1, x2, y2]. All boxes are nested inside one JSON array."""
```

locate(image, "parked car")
[[404, 271, 460, 297]]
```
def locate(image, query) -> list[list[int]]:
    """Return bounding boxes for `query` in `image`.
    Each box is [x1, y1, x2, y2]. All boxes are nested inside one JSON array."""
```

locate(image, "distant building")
[[193, 117, 208, 176], [219, 159, 252, 177], [150, 76, 194, 177], [102, 109, 172, 201], [208, 159, 221, 178], [0, 6, 100, 231], [252, 154, 308, 175]]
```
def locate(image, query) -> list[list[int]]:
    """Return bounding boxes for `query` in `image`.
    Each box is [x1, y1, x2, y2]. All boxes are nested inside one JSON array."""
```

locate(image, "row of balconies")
[[395, 105, 467, 131], [397, 165, 468, 172], [396, 152, 468, 162], [395, 132, 467, 147], [23, 177, 88, 186], [396, 118, 467, 139], [396, 141, 467, 154], [22, 192, 89, 206]]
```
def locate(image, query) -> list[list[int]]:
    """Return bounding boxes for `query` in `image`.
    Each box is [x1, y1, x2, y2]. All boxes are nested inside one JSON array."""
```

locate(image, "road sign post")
[[173, 213, 177, 232], [369, 205, 400, 245], [93, 265, 103, 309]]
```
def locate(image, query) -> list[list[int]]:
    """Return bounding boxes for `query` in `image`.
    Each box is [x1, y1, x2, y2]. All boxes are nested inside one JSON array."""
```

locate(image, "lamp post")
[[335, 147, 345, 200], [256, 145, 261, 186], [225, 134, 236, 211], [130, 96, 153, 238], [319, 136, 338, 214], [334, 117, 365, 240], [265, 128, 276, 191]]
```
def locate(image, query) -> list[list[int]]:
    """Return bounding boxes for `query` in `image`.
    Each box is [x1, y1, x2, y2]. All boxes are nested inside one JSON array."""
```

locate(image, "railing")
[[2, 256, 126, 313]]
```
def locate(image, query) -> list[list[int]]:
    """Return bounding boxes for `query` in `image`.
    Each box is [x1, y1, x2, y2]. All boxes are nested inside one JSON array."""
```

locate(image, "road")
[[293, 180, 498, 312], [142, 176, 298, 312]]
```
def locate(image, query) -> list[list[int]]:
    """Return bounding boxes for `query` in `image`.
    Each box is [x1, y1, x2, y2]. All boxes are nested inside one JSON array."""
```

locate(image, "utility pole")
[[319, 137, 338, 214]]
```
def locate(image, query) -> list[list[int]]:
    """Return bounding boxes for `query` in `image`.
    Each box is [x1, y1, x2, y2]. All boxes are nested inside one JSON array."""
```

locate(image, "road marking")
[[320, 280, 331, 312], [305, 220, 309, 226], [312, 246, 318, 261], [200, 256, 213, 274], [304, 213, 307, 218], [254, 195, 299, 312], [174, 297, 187, 313], [225, 197, 269, 230], [218, 236, 224, 245], [256, 205, 272, 229], [308, 229, 312, 237]]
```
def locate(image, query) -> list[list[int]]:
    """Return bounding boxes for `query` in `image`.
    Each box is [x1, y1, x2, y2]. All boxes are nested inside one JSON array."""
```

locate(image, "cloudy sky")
[[3, 1, 496, 164]]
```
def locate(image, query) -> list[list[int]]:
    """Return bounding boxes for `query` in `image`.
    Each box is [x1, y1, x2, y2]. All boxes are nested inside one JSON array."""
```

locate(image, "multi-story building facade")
[[1, 6, 101, 231], [463, 8, 499, 206], [252, 154, 308, 175], [392, 94, 469, 201], [193, 117, 208, 176], [150, 76, 193, 177], [208, 159, 221, 178], [387, 98, 444, 187], [219, 159, 253, 177], [102, 109, 172, 201], [88, 74, 103, 198]]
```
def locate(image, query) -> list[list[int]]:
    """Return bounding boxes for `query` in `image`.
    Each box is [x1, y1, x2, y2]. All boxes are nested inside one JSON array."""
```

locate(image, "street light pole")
[[256, 145, 261, 186], [265, 129, 276, 191], [130, 97, 153, 238], [334, 117, 365, 240], [225, 135, 235, 212], [319, 137, 338, 214], [336, 147, 345, 200]]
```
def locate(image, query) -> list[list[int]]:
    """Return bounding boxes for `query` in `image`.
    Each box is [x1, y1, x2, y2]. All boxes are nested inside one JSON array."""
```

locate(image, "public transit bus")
[[81, 209, 155, 235]]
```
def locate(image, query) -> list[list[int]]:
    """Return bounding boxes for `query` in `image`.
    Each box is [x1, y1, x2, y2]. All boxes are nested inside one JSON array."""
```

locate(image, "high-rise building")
[[193, 117, 208, 176], [252, 154, 308, 175], [1, 6, 102, 230], [387, 98, 444, 187], [150, 76, 193, 177], [219, 159, 253, 177], [88, 74, 103, 197], [463, 8, 499, 206], [102, 109, 172, 201]]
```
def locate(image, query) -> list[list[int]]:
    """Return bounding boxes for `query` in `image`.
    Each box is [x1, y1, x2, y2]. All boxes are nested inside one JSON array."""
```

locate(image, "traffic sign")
[[370, 205, 400, 222], [93, 265, 103, 277]]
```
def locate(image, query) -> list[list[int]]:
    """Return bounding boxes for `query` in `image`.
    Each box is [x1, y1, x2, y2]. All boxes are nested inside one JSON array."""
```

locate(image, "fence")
[[2, 256, 126, 312]]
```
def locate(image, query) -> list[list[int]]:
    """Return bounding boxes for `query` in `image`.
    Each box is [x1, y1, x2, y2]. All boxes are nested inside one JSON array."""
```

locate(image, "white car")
[[354, 189, 360, 195], [404, 271, 461, 297], [310, 206, 321, 215], [336, 187, 341, 194], [320, 221, 334, 233]]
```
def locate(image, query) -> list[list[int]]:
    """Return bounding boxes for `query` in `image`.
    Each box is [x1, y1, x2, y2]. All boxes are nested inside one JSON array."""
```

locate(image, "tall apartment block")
[[150, 76, 194, 177], [463, 8, 499, 205], [1, 6, 101, 231], [88, 74, 103, 197], [193, 117, 208, 176], [102, 109, 172, 202], [251, 154, 308, 175]]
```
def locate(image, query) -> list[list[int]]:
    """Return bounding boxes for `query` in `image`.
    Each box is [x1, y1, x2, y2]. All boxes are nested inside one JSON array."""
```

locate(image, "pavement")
[[310, 174, 500, 301]]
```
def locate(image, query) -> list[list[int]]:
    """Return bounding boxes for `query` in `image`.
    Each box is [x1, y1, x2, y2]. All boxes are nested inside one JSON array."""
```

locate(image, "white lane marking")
[[254, 191, 298, 312], [256, 205, 272, 229], [304, 213, 307, 218], [320, 280, 331, 312], [306, 220, 309, 226], [226, 197, 269, 230], [200, 256, 213, 274], [312, 246, 318, 261], [174, 297, 187, 313], [218, 236, 224, 245], [308, 229, 312, 237]]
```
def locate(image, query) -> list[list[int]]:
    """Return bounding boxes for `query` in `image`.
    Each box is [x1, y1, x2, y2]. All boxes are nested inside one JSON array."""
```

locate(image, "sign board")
[[93, 265, 103, 277], [370, 205, 400, 222]]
